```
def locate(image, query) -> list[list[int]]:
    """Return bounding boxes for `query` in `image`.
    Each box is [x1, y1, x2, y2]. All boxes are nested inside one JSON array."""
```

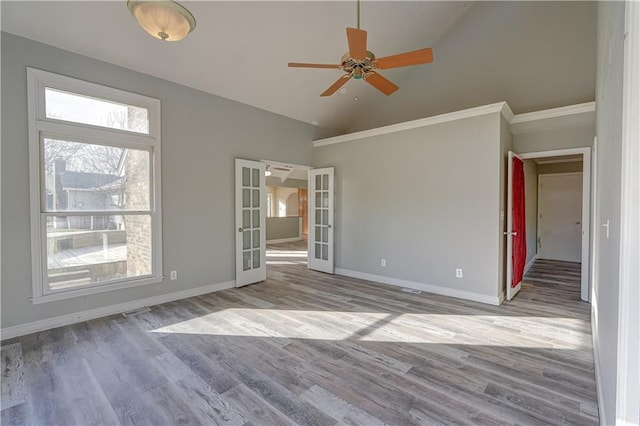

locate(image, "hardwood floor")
[[1, 245, 598, 425]]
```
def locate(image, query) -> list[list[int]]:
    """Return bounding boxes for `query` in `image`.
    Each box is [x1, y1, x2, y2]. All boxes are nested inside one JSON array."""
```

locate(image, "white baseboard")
[[0, 280, 235, 341], [335, 268, 501, 306], [266, 237, 303, 244], [592, 305, 607, 425], [524, 254, 538, 275]]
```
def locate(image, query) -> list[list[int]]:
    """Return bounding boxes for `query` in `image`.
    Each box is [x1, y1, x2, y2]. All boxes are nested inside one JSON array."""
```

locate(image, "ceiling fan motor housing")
[[341, 51, 376, 79]]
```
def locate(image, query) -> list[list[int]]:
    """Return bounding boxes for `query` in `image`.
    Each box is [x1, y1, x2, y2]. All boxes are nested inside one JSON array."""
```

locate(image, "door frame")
[[616, 2, 640, 422], [519, 147, 591, 302], [537, 172, 583, 262]]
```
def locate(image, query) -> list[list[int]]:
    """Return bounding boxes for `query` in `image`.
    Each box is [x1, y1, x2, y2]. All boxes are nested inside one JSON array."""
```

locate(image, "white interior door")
[[506, 151, 524, 301], [235, 159, 266, 287], [308, 167, 334, 274], [538, 173, 583, 262]]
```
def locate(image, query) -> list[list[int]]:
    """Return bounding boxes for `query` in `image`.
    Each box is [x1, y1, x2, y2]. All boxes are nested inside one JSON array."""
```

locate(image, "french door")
[[308, 168, 335, 273], [235, 159, 266, 287]]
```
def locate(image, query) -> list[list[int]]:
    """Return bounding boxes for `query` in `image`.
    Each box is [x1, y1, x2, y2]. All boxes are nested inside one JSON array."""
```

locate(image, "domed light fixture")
[[127, 0, 196, 42]]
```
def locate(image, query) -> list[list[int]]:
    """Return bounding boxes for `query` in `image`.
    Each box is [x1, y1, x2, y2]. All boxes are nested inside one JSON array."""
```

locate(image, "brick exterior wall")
[[123, 149, 151, 277]]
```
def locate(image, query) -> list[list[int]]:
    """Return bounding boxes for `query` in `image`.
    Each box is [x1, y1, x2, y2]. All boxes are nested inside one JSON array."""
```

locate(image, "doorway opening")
[[516, 147, 591, 302], [262, 160, 311, 271]]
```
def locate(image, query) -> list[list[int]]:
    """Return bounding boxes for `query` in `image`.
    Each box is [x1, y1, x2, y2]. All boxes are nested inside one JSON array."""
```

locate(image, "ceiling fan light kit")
[[288, 1, 434, 97], [127, 0, 196, 42]]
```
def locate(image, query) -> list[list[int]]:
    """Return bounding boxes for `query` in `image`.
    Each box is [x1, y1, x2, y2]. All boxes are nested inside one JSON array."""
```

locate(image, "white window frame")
[[27, 68, 163, 304]]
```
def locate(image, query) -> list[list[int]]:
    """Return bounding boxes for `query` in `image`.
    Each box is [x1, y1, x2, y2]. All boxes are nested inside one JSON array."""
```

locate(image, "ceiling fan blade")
[[288, 62, 342, 69], [374, 48, 433, 70], [346, 27, 367, 60], [364, 71, 399, 95], [321, 75, 351, 97]]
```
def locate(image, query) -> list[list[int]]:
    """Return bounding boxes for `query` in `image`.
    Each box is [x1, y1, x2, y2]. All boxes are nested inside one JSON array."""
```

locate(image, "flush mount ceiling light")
[[127, 0, 196, 42]]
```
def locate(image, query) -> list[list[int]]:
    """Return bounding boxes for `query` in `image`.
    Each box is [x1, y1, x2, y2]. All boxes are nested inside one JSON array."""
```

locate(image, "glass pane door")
[[308, 168, 334, 274], [235, 159, 266, 286]]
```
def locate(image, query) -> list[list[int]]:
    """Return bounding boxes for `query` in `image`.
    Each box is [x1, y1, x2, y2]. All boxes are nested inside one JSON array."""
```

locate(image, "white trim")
[[592, 306, 607, 426], [312, 101, 596, 148], [519, 147, 591, 159], [590, 137, 598, 307], [266, 237, 303, 244], [519, 147, 591, 302], [31, 275, 164, 304], [510, 102, 596, 124], [27, 68, 163, 303], [498, 291, 506, 305], [0, 280, 235, 341], [500, 102, 515, 122], [335, 268, 502, 306], [616, 2, 640, 424], [27, 68, 159, 137], [313, 102, 511, 147], [524, 254, 538, 275]]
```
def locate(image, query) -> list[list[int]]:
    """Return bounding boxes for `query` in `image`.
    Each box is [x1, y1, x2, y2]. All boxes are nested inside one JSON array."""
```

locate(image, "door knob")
[[238, 228, 243, 233], [327, 224, 332, 228]]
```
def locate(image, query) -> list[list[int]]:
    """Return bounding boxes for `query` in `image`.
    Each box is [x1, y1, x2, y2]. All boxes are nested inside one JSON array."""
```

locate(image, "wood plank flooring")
[[1, 244, 598, 425]]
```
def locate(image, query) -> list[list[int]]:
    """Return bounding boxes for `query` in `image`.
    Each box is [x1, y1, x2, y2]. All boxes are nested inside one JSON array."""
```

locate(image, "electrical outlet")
[[380, 258, 386, 268], [455, 268, 463, 278], [170, 270, 178, 280]]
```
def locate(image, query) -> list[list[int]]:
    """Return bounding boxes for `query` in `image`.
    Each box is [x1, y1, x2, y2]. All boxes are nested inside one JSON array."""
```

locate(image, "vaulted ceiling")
[[1, 1, 596, 134]]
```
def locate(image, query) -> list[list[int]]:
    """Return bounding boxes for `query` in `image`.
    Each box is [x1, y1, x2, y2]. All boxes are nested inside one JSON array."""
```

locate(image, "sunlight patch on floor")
[[150, 308, 591, 349]]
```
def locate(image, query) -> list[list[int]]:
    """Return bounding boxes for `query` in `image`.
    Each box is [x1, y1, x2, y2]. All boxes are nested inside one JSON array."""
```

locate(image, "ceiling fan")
[[288, 0, 434, 97]]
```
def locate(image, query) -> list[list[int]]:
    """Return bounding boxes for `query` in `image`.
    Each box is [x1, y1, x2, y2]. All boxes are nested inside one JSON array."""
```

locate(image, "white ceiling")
[[1, 1, 472, 132]]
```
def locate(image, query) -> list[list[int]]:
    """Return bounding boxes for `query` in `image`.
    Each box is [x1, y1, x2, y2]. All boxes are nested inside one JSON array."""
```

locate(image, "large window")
[[28, 68, 162, 303]]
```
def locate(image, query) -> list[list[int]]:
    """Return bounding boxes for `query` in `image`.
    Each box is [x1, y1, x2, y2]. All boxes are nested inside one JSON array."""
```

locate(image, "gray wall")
[[314, 113, 502, 301], [266, 217, 301, 241], [523, 160, 538, 267], [1, 33, 325, 329], [349, 1, 596, 132], [593, 2, 625, 424], [537, 161, 583, 175], [513, 125, 594, 153], [499, 115, 513, 297]]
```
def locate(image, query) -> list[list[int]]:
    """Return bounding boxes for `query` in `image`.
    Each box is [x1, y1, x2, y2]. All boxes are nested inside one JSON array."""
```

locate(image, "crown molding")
[[312, 101, 595, 148], [510, 101, 595, 124], [313, 102, 511, 148]]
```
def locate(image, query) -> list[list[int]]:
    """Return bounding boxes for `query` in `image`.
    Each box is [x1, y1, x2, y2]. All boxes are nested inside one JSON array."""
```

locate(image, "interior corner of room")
[[1, 1, 638, 425]]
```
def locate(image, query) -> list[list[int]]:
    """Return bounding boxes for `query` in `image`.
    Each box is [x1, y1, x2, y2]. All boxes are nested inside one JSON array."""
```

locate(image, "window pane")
[[45, 88, 149, 134], [242, 209, 250, 229], [242, 167, 250, 187], [252, 249, 260, 268], [46, 214, 151, 290], [43, 138, 150, 212]]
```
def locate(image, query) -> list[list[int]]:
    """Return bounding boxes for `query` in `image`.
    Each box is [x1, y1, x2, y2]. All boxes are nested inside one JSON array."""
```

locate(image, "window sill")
[[32, 275, 164, 304]]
